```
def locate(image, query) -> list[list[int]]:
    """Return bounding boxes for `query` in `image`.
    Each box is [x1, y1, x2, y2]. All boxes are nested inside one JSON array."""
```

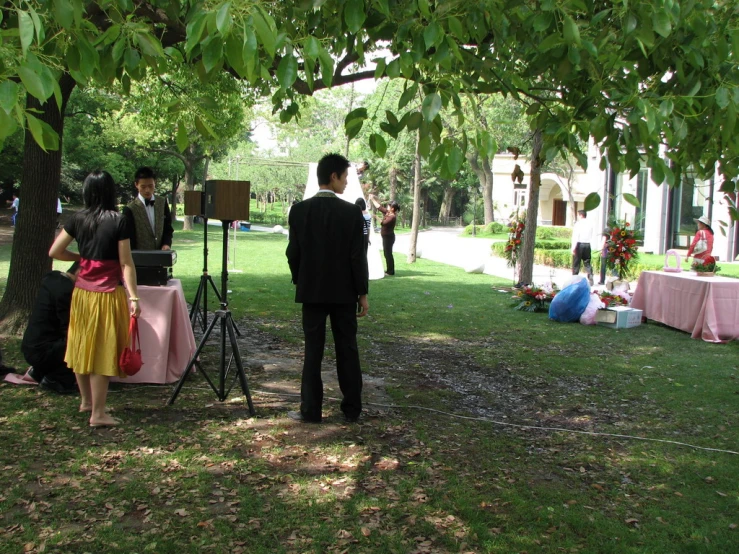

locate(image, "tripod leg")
[[168, 312, 221, 405], [225, 314, 255, 415], [189, 277, 204, 328], [209, 275, 241, 336]]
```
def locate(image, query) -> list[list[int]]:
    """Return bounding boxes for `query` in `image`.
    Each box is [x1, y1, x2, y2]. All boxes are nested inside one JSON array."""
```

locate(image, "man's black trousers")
[[300, 303, 362, 422]]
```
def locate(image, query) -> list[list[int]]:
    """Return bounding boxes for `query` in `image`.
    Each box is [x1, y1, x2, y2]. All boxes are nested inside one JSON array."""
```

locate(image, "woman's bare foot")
[[79, 405, 112, 413], [89, 415, 122, 428]]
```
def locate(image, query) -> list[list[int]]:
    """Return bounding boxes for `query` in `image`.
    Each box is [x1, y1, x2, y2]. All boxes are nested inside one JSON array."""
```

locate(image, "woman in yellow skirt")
[[49, 171, 140, 427]]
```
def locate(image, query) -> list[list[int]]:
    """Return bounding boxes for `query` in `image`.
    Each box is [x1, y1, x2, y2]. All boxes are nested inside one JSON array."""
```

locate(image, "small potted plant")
[[691, 256, 720, 276]]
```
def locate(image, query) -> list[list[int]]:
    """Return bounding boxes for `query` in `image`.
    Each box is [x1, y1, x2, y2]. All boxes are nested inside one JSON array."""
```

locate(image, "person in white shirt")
[[571, 209, 594, 285]]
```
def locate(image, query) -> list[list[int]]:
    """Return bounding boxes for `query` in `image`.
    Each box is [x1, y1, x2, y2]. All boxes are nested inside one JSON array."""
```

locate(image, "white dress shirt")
[[571, 217, 593, 249], [138, 194, 156, 232]]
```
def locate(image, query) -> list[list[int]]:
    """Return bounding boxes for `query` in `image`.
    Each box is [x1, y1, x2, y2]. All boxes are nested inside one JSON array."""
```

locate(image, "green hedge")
[[462, 221, 507, 235], [536, 226, 572, 240], [491, 245, 664, 279]]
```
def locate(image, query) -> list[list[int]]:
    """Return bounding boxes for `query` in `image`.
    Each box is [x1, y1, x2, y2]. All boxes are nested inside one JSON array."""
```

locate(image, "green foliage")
[[536, 226, 572, 240]]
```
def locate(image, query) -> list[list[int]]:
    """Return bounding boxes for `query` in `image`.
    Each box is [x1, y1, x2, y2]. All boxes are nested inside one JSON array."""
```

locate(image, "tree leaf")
[[0, 109, 18, 140], [563, 16, 581, 46], [303, 36, 320, 60], [185, 13, 207, 55], [418, 135, 431, 158], [195, 115, 217, 139], [622, 192, 641, 207], [18, 10, 34, 55], [533, 12, 553, 33], [398, 82, 418, 110], [202, 37, 223, 73], [216, 2, 233, 37], [53, 0, 74, 29], [176, 121, 189, 152], [251, 10, 276, 58], [369, 133, 387, 157], [26, 113, 59, 152], [583, 192, 601, 211], [277, 53, 298, 89], [446, 146, 464, 175], [136, 32, 164, 58], [417, 0, 431, 18], [344, 0, 365, 34], [652, 11, 671, 38], [447, 16, 466, 42], [0, 81, 18, 113], [421, 93, 442, 122], [715, 87, 730, 110], [424, 21, 441, 49], [406, 111, 423, 131], [17, 66, 52, 101], [318, 47, 334, 87]]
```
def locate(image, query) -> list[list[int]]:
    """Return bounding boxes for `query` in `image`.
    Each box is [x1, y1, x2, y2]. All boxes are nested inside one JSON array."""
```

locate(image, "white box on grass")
[[595, 307, 643, 329]]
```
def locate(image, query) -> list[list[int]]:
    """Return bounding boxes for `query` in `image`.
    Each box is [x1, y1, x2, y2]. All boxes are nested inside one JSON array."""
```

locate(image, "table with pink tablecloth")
[[630, 271, 739, 343], [111, 279, 196, 384]]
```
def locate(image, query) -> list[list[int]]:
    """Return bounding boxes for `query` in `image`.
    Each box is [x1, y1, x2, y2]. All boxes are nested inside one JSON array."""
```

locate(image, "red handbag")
[[119, 316, 143, 376]]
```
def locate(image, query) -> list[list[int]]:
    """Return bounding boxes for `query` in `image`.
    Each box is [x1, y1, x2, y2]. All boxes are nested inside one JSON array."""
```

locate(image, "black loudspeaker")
[[204, 180, 251, 221], [183, 191, 205, 216]]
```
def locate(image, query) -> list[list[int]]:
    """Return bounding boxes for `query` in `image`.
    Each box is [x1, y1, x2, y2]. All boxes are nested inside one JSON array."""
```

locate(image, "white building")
[[490, 145, 738, 261]]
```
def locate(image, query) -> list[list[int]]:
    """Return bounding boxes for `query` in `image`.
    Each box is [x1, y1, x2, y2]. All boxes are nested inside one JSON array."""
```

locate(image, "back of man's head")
[[578, 210, 586, 218], [135, 166, 156, 183], [317, 154, 350, 186]]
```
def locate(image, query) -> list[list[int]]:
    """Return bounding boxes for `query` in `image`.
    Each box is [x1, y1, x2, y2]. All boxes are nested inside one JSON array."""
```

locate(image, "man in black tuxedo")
[[286, 153, 369, 423], [21, 262, 80, 394]]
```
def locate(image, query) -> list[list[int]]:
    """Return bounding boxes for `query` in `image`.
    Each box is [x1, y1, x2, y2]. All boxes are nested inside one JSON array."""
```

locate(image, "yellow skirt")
[[65, 286, 129, 378]]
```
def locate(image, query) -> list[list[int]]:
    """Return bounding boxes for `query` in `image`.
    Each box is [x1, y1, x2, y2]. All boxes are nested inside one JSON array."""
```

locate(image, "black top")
[[22, 271, 75, 350], [377, 205, 397, 236], [286, 194, 369, 304], [64, 211, 129, 260]]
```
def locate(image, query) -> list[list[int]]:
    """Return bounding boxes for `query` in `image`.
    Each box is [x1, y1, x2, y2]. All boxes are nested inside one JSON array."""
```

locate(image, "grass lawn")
[[0, 221, 737, 553]]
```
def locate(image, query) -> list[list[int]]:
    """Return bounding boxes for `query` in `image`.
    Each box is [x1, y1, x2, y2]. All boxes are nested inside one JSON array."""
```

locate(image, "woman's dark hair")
[[79, 170, 117, 242], [316, 153, 350, 185], [389, 200, 400, 212], [354, 198, 367, 210]]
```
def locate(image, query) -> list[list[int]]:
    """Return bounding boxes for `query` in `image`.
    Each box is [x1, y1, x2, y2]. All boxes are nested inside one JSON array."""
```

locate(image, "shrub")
[[462, 224, 486, 235], [536, 226, 572, 239], [485, 221, 506, 234]]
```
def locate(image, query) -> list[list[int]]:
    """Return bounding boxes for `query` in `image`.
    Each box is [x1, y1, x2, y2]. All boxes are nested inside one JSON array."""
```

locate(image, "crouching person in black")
[[21, 262, 81, 394]]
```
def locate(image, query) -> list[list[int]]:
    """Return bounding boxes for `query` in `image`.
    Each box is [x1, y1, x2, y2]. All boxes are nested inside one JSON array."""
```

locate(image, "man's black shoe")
[[39, 377, 78, 395], [28, 366, 42, 383], [287, 411, 321, 424], [344, 414, 360, 423]]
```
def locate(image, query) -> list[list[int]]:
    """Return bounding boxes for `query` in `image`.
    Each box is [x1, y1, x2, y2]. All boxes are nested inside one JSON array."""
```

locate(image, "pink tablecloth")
[[631, 271, 739, 343], [112, 279, 196, 384]]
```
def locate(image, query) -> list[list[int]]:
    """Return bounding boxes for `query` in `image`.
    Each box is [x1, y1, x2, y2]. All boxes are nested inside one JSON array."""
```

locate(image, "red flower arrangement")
[[606, 220, 639, 280], [511, 283, 558, 312], [598, 291, 629, 307], [504, 212, 525, 268], [691, 255, 720, 274]]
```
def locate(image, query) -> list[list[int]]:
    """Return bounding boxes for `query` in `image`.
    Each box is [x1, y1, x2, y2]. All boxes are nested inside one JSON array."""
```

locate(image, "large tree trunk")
[[170, 174, 178, 223], [469, 154, 494, 224], [407, 132, 422, 263], [389, 167, 398, 201], [439, 186, 456, 223], [0, 75, 76, 334], [519, 129, 543, 285], [181, 152, 196, 231]]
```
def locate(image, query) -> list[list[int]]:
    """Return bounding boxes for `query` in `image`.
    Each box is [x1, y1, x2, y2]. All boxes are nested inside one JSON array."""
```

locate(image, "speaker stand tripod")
[[189, 215, 240, 336], [170, 220, 254, 412]]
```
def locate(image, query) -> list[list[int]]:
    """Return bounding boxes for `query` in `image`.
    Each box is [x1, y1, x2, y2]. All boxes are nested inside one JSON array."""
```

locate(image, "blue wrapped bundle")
[[549, 278, 590, 322]]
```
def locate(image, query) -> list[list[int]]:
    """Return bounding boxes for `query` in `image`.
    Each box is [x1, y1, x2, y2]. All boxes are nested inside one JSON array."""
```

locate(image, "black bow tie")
[[144, 198, 155, 207]]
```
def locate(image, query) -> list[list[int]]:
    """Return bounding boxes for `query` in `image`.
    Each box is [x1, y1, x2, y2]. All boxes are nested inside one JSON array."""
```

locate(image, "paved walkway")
[[393, 227, 580, 288]]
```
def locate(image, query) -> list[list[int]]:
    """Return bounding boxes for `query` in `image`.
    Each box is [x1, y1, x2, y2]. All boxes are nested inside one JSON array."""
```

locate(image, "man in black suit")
[[21, 262, 80, 394], [286, 153, 369, 423]]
